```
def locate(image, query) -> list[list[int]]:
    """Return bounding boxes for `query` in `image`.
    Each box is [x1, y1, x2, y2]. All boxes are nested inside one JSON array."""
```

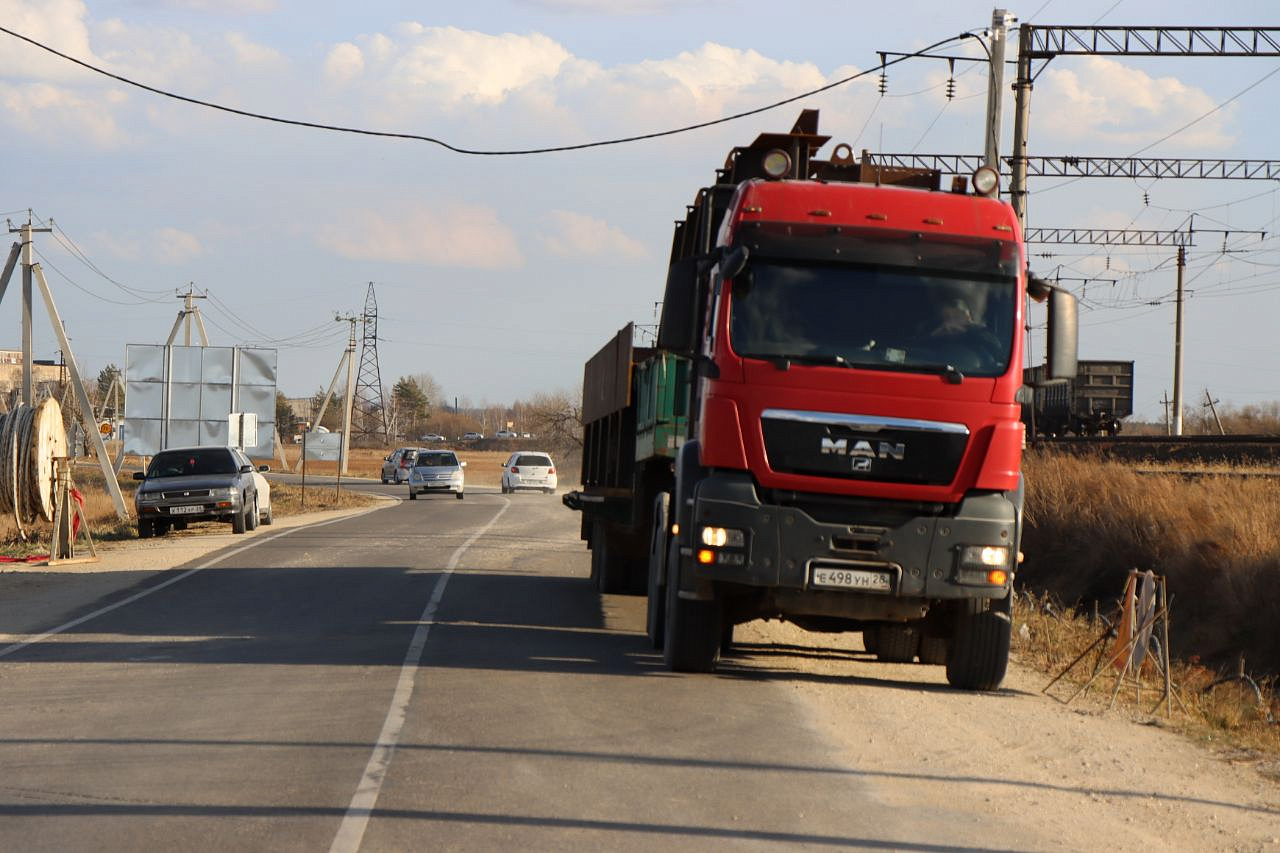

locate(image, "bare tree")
[[524, 386, 583, 452]]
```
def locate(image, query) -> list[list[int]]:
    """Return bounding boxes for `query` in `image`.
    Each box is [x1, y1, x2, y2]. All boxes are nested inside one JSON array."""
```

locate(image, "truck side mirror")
[[1045, 287, 1078, 381], [658, 256, 698, 357]]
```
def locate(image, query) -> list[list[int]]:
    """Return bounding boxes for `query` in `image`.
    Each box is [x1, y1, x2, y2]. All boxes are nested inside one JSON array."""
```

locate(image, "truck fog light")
[[960, 545, 1009, 569], [700, 526, 744, 548], [697, 549, 715, 565]]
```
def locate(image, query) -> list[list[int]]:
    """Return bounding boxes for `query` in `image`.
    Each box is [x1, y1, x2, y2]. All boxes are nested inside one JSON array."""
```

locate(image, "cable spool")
[[0, 399, 68, 535]]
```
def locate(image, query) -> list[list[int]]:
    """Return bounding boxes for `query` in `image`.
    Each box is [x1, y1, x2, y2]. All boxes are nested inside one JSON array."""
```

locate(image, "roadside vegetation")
[[1016, 449, 1279, 767]]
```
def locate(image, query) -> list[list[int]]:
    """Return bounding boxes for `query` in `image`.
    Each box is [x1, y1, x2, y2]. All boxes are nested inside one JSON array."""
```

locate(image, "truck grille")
[[160, 489, 212, 499], [761, 409, 968, 486]]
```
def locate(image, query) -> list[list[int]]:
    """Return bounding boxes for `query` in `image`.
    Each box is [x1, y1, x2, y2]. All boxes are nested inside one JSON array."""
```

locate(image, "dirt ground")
[[735, 618, 1280, 852]]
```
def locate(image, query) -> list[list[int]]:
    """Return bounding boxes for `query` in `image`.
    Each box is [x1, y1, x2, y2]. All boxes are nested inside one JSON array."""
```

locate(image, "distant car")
[[494, 430, 518, 440], [133, 446, 266, 538], [419, 433, 446, 442], [501, 452, 557, 494], [408, 450, 466, 500], [459, 432, 484, 441], [381, 447, 418, 484]]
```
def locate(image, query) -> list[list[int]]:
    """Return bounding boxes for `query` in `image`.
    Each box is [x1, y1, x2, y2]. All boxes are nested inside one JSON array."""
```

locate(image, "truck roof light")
[[762, 149, 792, 179], [808, 209, 832, 217], [923, 217, 943, 225], [972, 166, 1000, 196], [865, 213, 888, 221]]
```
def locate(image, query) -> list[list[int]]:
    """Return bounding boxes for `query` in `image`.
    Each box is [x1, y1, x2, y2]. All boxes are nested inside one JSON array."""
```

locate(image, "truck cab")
[[650, 111, 1077, 689]]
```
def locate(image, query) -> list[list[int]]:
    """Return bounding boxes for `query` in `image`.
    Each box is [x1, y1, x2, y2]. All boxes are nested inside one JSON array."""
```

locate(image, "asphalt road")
[[0, 484, 1109, 851]]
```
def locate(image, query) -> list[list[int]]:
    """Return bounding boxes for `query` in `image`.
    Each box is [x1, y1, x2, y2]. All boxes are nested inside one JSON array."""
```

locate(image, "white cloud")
[[153, 228, 205, 264], [541, 210, 647, 259], [91, 227, 204, 264], [638, 43, 826, 113], [225, 32, 284, 68], [0, 0, 98, 81], [153, 0, 277, 11], [317, 204, 523, 269], [324, 42, 364, 84], [385, 26, 571, 107], [0, 82, 128, 148], [1037, 57, 1235, 151]]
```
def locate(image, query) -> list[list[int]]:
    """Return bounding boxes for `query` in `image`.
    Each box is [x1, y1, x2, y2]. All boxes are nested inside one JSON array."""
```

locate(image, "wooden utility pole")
[[1204, 388, 1225, 435]]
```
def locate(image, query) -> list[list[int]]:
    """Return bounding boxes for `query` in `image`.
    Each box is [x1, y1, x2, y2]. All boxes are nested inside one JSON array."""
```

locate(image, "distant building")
[[0, 350, 63, 398]]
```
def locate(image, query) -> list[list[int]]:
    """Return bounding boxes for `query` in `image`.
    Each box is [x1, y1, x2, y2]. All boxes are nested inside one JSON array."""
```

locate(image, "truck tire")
[[862, 626, 879, 655], [232, 504, 247, 534], [645, 492, 670, 649], [591, 521, 628, 594], [246, 497, 259, 531], [946, 597, 1012, 691], [662, 552, 721, 673], [919, 634, 949, 666], [876, 624, 919, 663]]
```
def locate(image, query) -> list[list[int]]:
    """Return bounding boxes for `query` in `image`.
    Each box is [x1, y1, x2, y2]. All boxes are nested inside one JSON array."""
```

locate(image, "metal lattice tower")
[[352, 282, 389, 444]]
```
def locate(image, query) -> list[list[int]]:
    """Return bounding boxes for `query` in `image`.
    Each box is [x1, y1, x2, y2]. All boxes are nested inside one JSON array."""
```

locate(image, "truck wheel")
[[862, 626, 879, 655], [232, 505, 247, 534], [645, 492, 670, 650], [919, 634, 949, 666], [246, 498, 259, 531], [262, 503, 273, 526], [591, 522, 627, 594], [876, 624, 920, 663], [720, 620, 735, 652], [946, 597, 1012, 691], [662, 553, 721, 673]]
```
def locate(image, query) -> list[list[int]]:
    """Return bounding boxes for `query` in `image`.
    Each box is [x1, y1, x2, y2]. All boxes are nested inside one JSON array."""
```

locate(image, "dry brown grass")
[[1021, 449, 1280, 675], [1019, 449, 1280, 766], [1012, 592, 1279, 770]]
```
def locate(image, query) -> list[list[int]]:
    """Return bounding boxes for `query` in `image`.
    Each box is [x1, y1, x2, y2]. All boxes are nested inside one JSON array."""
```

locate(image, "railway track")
[[1032, 434, 1280, 466]]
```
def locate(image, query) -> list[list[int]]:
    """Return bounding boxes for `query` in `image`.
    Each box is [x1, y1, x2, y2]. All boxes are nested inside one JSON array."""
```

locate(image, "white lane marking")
[[0, 505, 386, 660], [329, 499, 511, 853]]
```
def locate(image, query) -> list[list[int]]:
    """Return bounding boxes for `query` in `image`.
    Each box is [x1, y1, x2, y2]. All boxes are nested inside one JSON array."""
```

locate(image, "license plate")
[[169, 504, 204, 515], [811, 567, 892, 591]]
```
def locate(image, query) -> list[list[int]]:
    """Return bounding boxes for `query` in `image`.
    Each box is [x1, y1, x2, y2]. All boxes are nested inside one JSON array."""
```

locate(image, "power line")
[[0, 24, 969, 156]]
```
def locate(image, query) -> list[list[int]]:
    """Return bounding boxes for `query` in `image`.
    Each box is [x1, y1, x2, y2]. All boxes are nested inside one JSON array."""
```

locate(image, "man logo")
[[820, 437, 905, 461]]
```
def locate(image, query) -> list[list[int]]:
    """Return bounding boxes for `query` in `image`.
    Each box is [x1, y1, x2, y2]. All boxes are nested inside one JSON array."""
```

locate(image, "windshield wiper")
[[908, 363, 966, 384], [766, 353, 852, 371]]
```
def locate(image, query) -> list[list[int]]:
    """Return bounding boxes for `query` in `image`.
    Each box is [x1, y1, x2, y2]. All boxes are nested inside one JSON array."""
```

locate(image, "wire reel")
[[0, 399, 68, 536]]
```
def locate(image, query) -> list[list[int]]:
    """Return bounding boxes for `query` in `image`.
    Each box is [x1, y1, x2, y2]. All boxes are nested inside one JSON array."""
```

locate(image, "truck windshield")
[[729, 253, 1017, 378]]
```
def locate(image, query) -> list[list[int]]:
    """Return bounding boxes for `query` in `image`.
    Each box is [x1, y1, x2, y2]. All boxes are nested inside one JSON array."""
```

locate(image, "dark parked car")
[[133, 446, 266, 538]]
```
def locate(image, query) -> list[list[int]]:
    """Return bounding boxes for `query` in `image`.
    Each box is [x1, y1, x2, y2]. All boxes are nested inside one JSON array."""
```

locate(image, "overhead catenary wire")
[[0, 24, 970, 155]]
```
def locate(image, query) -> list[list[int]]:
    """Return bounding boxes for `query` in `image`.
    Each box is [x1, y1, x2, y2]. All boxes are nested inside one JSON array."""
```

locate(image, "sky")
[[2, 0, 1279, 421]]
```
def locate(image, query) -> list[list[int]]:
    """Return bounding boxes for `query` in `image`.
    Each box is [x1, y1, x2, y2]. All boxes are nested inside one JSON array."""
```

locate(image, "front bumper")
[[137, 500, 241, 523], [686, 472, 1016, 601]]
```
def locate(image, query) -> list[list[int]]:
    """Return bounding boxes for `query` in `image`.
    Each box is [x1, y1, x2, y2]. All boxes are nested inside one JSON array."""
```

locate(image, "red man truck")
[[565, 110, 1076, 690]]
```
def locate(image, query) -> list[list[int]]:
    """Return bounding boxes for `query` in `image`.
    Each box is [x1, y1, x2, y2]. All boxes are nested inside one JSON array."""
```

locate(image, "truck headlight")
[[957, 545, 1011, 586], [700, 526, 745, 548], [137, 491, 160, 503], [210, 487, 236, 500], [960, 545, 1010, 569]]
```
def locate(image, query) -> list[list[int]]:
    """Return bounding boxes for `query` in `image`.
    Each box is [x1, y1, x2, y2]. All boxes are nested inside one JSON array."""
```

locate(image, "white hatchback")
[[500, 452, 557, 494]]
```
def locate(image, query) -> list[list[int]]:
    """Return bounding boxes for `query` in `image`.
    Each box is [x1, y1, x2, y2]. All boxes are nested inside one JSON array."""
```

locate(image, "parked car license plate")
[[811, 567, 892, 591], [169, 505, 204, 515]]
